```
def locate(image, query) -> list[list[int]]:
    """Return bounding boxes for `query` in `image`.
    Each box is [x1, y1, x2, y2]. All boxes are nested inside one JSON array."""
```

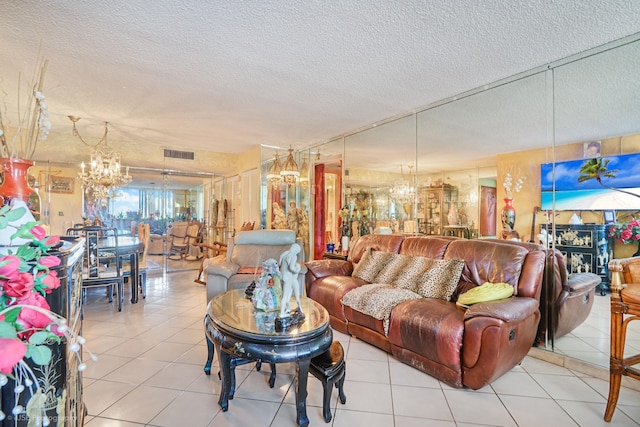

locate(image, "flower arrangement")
[[0, 202, 91, 423], [0, 56, 51, 160], [503, 172, 526, 199], [609, 219, 640, 244]]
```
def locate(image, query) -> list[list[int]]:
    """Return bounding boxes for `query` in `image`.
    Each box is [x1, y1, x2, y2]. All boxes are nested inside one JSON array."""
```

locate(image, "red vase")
[[501, 197, 516, 230], [0, 157, 34, 205]]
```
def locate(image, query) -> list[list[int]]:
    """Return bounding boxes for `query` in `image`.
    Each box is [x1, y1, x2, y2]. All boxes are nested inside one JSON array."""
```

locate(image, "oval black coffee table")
[[204, 289, 332, 427]]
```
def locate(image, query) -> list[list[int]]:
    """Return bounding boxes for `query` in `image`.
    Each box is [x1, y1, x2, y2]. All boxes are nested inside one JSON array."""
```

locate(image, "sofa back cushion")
[[444, 239, 545, 300], [399, 236, 454, 259], [348, 234, 405, 264]]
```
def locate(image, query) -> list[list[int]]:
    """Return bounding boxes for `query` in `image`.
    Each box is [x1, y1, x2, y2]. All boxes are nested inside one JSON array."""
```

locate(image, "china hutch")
[[419, 184, 458, 235], [541, 223, 612, 295]]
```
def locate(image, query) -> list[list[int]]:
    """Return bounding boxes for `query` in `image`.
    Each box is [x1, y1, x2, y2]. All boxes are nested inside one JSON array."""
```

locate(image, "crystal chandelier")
[[71, 118, 132, 204], [280, 147, 299, 187], [390, 165, 415, 204]]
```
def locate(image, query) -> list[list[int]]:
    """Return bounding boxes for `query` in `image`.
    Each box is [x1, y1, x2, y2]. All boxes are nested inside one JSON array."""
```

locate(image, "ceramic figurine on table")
[[251, 258, 282, 311], [276, 243, 305, 330]]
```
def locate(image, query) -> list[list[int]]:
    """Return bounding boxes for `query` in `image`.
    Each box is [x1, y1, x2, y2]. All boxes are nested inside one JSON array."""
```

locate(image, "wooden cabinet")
[[419, 184, 458, 235], [1, 237, 85, 427], [541, 224, 611, 295]]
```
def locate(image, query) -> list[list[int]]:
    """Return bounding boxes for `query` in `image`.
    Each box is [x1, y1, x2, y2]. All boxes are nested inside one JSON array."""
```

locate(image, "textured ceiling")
[[2, 1, 640, 174]]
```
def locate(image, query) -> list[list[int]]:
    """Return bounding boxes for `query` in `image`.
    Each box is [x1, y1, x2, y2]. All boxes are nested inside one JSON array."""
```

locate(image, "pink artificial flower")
[[621, 229, 633, 241], [37, 270, 60, 292], [0, 255, 21, 280], [29, 225, 47, 240], [16, 293, 53, 338], [44, 235, 60, 247], [3, 272, 35, 299], [38, 255, 61, 268], [0, 338, 27, 374]]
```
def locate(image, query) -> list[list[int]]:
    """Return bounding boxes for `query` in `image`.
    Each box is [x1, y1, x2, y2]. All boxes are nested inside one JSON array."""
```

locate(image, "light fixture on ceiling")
[[280, 147, 299, 187], [266, 152, 282, 189], [390, 165, 415, 204], [71, 117, 132, 204]]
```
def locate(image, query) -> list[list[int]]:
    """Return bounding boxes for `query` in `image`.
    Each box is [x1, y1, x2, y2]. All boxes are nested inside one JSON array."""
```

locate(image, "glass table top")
[[207, 289, 330, 340]]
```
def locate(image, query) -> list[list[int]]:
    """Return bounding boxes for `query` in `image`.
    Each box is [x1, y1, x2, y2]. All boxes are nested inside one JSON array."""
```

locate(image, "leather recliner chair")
[[483, 239, 601, 342]]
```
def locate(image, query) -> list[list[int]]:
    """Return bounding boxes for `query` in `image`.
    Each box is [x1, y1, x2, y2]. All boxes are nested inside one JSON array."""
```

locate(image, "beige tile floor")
[[82, 271, 640, 427]]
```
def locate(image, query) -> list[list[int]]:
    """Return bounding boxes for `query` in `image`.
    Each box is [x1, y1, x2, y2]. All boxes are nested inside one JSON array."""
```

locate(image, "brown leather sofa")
[[305, 234, 546, 389]]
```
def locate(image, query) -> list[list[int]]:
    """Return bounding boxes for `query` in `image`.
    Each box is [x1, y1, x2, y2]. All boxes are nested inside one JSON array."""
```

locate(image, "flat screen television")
[[540, 153, 640, 210]]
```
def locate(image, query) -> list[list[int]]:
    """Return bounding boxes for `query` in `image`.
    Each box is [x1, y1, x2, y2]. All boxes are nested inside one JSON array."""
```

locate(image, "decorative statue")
[[278, 243, 303, 318], [251, 258, 283, 311], [272, 203, 287, 229]]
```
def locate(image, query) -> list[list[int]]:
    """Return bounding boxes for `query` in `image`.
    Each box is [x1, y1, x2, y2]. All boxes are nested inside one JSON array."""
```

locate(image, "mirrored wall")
[[285, 34, 640, 370]]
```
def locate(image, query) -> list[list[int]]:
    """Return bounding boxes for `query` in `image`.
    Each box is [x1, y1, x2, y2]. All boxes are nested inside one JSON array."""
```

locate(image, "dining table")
[[99, 235, 144, 303]]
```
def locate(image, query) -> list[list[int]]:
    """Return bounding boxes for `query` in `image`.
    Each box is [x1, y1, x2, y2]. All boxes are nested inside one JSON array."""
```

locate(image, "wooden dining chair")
[[605, 257, 640, 422]]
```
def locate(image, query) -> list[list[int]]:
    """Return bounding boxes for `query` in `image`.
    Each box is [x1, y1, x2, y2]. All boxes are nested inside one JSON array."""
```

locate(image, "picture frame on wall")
[[583, 140, 601, 158], [603, 210, 616, 224], [50, 176, 75, 194]]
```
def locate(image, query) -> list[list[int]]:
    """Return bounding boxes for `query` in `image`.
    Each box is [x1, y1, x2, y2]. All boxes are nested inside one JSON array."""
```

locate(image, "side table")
[[205, 289, 332, 427], [322, 252, 348, 261]]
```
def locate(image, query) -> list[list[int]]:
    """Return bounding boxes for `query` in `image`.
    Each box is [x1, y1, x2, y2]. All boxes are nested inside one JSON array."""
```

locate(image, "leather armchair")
[[203, 229, 307, 302]]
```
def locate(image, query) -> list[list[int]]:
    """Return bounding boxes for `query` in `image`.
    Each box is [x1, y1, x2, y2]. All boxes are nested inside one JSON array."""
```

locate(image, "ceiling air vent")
[[164, 149, 195, 160]]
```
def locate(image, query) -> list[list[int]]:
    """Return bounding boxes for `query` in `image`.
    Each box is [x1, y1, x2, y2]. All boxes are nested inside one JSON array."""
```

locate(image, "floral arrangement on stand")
[[501, 171, 526, 231], [502, 171, 526, 200], [608, 219, 640, 256], [0, 202, 93, 424]]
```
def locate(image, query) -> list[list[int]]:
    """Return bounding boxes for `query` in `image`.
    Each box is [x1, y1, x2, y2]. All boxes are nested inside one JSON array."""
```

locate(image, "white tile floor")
[[552, 293, 640, 371], [82, 271, 640, 427]]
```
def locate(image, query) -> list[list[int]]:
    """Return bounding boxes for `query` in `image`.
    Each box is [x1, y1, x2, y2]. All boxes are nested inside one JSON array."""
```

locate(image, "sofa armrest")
[[305, 260, 353, 281], [565, 272, 601, 293], [461, 296, 541, 389], [204, 258, 239, 279], [463, 297, 538, 323]]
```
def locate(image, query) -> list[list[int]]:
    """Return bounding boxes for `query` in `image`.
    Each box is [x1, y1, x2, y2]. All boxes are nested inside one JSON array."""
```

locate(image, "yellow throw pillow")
[[456, 282, 514, 308]]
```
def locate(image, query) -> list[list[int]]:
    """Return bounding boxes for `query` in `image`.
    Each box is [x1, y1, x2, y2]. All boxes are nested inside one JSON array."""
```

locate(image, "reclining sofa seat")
[[204, 229, 306, 302], [480, 239, 601, 342], [305, 234, 546, 389]]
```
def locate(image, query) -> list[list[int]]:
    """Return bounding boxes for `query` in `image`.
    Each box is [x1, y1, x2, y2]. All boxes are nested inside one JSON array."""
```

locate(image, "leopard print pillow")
[[373, 253, 413, 284], [415, 258, 465, 301], [392, 256, 439, 292], [352, 249, 393, 283]]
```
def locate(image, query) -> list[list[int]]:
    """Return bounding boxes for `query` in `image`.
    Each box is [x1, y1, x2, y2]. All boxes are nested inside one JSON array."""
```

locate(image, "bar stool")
[[309, 341, 347, 423], [604, 259, 640, 422]]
